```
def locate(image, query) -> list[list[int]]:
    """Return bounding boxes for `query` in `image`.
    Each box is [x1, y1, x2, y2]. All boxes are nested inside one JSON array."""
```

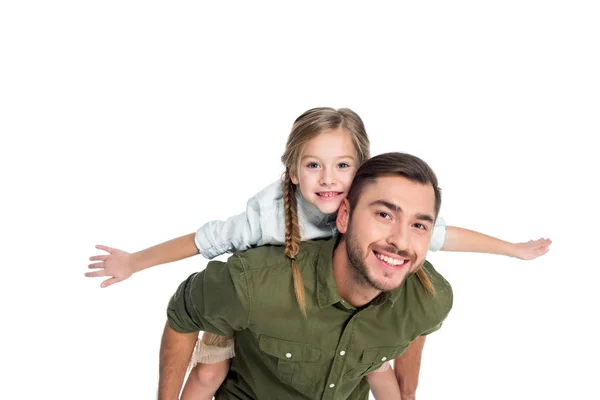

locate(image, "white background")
[[1, 1, 599, 399]]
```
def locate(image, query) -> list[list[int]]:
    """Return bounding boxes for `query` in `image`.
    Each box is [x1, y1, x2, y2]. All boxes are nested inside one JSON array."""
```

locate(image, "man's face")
[[337, 175, 436, 292]]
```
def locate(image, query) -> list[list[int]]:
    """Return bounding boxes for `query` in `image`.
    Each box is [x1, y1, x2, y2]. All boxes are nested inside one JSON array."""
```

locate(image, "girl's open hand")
[[85, 245, 136, 288], [512, 238, 552, 260]]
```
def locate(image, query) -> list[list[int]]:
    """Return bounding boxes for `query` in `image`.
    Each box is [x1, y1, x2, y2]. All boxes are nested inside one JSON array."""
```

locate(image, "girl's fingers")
[[101, 277, 121, 288], [89, 255, 108, 262], [85, 270, 106, 278], [96, 244, 115, 253]]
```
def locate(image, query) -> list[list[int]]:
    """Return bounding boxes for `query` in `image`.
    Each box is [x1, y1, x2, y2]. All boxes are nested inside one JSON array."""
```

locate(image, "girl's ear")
[[336, 198, 350, 234], [290, 169, 299, 185]]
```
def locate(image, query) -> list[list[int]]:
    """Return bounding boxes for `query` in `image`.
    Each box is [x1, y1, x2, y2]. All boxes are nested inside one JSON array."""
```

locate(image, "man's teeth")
[[376, 253, 406, 266]]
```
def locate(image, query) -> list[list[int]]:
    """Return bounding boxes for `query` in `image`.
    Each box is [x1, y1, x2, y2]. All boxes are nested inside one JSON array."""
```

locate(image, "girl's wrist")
[[131, 251, 149, 273], [504, 242, 519, 258]]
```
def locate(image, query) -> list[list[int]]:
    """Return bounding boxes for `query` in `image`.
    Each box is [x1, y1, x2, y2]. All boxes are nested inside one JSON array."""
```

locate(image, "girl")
[[86, 107, 551, 399]]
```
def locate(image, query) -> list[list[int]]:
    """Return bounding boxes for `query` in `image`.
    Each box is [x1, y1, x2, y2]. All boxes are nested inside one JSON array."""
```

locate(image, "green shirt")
[[167, 237, 453, 400]]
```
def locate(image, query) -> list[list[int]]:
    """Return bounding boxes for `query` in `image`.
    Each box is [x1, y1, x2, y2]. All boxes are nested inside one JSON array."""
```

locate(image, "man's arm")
[[159, 256, 251, 398], [158, 322, 199, 400], [394, 335, 426, 400]]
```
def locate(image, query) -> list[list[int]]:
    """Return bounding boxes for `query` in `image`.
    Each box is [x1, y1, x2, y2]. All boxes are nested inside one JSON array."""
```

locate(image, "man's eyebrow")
[[369, 200, 399, 213], [415, 213, 435, 224], [369, 200, 435, 224]]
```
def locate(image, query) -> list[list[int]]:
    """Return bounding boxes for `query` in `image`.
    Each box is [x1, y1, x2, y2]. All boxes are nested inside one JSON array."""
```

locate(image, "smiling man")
[[159, 152, 453, 400]]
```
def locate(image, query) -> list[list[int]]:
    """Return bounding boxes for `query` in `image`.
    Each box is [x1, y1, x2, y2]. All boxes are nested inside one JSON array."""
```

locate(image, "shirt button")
[[381, 357, 387, 361], [286, 353, 292, 358], [329, 384, 335, 388], [339, 350, 346, 356]]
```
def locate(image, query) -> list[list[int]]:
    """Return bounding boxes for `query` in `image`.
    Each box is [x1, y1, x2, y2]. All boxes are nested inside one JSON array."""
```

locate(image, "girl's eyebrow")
[[301, 154, 356, 161]]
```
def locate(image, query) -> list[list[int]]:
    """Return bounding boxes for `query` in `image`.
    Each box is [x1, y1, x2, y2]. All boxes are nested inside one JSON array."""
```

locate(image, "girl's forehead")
[[301, 128, 358, 159]]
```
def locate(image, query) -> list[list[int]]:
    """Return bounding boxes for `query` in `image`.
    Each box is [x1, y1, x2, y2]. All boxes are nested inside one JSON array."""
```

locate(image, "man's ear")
[[336, 198, 350, 234]]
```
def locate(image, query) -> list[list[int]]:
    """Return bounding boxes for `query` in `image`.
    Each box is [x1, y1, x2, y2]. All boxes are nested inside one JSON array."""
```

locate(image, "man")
[[159, 152, 453, 400]]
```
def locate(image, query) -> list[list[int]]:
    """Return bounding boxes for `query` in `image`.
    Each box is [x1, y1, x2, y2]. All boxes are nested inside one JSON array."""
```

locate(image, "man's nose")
[[386, 223, 409, 251]]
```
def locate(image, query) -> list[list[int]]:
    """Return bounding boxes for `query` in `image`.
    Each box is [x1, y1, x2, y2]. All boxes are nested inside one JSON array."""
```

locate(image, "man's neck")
[[332, 237, 382, 308]]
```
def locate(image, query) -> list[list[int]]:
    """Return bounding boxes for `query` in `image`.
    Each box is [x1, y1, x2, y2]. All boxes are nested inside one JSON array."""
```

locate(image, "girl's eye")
[[338, 162, 350, 168], [307, 162, 320, 169]]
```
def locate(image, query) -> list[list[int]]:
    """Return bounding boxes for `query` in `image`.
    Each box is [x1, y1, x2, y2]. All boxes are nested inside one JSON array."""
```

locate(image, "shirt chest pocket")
[[345, 344, 410, 380], [259, 335, 321, 386]]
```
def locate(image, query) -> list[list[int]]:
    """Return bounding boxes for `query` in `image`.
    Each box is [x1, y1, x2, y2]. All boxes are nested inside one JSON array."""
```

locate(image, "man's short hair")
[[346, 152, 442, 220]]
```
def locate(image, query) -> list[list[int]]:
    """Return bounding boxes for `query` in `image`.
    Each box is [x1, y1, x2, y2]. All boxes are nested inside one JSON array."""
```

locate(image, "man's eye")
[[413, 223, 427, 230], [378, 212, 391, 219]]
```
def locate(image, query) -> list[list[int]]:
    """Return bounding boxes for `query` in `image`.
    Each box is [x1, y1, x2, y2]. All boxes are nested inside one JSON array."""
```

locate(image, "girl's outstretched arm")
[[366, 366, 402, 400], [441, 226, 551, 260], [86, 233, 199, 288], [85, 181, 281, 288]]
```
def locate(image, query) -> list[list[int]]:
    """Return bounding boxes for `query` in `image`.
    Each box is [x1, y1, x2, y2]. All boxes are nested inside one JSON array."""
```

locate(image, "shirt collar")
[[312, 236, 342, 308]]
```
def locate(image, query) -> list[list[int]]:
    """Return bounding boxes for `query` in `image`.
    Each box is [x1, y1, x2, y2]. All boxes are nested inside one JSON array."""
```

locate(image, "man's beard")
[[347, 237, 386, 291], [345, 220, 416, 293], [345, 223, 389, 292]]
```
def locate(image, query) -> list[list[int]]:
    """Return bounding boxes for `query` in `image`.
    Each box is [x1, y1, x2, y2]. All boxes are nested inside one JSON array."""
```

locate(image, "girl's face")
[[291, 127, 358, 215]]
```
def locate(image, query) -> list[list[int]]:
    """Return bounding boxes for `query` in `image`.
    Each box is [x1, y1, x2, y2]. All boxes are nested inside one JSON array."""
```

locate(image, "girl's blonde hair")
[[280, 107, 370, 315]]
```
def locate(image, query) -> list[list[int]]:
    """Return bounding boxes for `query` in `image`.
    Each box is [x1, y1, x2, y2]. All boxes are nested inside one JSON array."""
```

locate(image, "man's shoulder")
[[399, 261, 453, 327], [217, 239, 328, 274], [422, 260, 453, 302], [238, 237, 327, 260], [226, 244, 290, 271]]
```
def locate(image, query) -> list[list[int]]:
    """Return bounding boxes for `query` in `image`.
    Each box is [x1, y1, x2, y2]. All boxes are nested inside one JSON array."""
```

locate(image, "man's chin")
[[369, 273, 408, 292], [373, 282, 403, 292]]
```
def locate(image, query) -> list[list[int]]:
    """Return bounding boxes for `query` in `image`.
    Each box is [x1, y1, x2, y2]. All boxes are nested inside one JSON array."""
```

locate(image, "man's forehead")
[[357, 175, 436, 215]]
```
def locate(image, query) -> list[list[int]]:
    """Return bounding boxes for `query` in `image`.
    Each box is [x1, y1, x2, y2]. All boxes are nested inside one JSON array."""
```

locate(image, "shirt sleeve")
[[194, 193, 265, 260], [418, 262, 453, 336], [420, 322, 443, 336], [166, 256, 251, 336], [428, 216, 447, 252]]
